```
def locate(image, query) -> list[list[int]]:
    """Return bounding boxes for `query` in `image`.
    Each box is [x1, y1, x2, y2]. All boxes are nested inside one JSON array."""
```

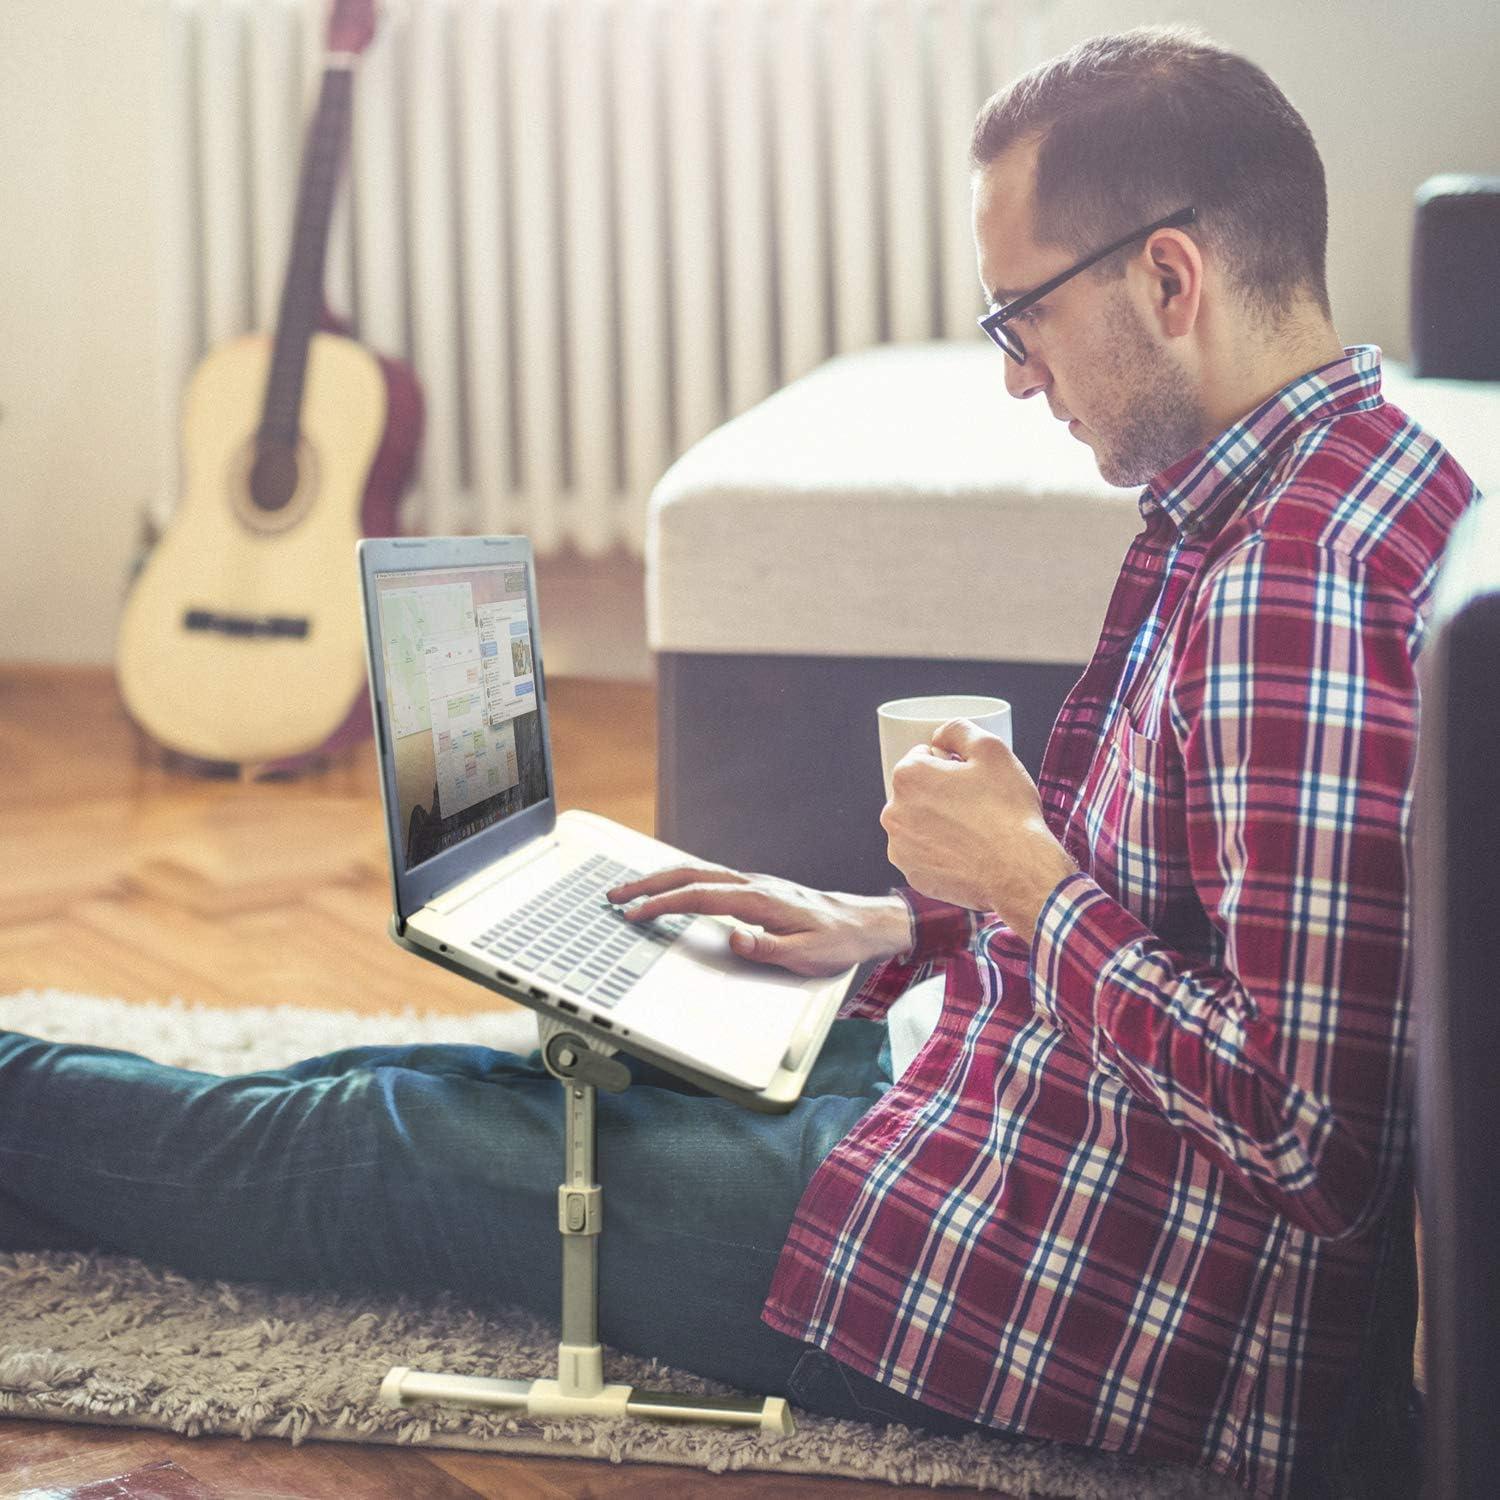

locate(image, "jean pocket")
[[788, 1346, 922, 1425], [786, 1347, 978, 1434], [786, 1347, 864, 1420]]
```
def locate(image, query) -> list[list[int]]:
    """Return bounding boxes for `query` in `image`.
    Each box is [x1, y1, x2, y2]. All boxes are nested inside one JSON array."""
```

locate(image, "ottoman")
[[646, 341, 1500, 897], [645, 340, 1136, 895]]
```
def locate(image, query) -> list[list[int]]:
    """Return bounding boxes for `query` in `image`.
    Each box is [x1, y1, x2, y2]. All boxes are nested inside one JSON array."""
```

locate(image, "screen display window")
[[374, 563, 548, 870]]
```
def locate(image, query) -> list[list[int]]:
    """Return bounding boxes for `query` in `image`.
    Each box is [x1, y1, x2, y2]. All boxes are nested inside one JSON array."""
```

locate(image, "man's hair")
[[970, 26, 1330, 321]]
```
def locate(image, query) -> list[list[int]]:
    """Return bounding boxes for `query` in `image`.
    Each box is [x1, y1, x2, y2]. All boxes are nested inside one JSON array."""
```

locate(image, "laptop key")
[[615, 942, 662, 977], [461, 857, 695, 1003]]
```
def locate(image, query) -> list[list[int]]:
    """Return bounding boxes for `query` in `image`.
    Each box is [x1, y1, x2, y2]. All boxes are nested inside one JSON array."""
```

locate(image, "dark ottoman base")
[[655, 650, 1084, 897]]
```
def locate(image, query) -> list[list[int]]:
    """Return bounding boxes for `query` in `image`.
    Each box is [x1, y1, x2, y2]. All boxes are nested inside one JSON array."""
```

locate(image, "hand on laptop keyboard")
[[474, 855, 692, 1009], [607, 863, 913, 978]]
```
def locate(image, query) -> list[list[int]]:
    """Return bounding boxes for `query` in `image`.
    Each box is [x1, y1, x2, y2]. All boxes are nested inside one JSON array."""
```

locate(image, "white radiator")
[[154, 0, 1029, 555]]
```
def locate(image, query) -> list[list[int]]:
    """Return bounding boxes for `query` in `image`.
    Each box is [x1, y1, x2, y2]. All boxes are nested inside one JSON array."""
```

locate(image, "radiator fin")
[[153, 0, 1021, 555]]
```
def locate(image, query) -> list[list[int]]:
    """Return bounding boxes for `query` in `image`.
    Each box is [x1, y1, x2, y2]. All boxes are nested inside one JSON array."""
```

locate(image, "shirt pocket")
[[1085, 710, 1191, 931]]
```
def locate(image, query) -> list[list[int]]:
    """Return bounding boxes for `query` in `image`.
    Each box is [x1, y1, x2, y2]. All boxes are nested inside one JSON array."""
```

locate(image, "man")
[[0, 26, 1479, 1500]]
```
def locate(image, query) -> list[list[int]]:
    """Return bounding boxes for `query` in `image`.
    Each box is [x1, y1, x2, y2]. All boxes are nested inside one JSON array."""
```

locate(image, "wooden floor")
[[0, 666, 983, 1500], [0, 663, 654, 1016]]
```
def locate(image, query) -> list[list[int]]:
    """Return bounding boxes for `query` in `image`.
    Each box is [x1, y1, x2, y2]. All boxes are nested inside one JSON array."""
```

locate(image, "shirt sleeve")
[[839, 887, 983, 1020], [1027, 539, 1420, 1242]]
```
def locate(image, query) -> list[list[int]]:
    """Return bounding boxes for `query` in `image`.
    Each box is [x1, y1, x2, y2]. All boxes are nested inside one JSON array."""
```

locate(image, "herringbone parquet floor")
[[0, 665, 971, 1500]]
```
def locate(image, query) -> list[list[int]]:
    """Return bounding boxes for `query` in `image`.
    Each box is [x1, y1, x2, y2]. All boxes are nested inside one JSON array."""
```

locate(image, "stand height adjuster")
[[380, 1016, 794, 1436], [559, 1183, 602, 1236]]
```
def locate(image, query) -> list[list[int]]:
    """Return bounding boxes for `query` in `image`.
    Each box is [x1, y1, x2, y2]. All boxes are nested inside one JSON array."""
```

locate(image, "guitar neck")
[[259, 63, 355, 446]]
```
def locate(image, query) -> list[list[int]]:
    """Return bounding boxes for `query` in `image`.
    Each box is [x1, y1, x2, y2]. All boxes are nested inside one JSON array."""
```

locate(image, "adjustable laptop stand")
[[378, 1015, 794, 1436]]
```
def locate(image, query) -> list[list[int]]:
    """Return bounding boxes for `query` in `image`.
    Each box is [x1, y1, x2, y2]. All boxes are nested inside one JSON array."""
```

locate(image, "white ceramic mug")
[[877, 694, 1013, 800]]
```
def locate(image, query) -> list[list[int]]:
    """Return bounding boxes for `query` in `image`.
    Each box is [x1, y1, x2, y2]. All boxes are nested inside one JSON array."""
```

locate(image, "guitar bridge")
[[183, 609, 310, 638]]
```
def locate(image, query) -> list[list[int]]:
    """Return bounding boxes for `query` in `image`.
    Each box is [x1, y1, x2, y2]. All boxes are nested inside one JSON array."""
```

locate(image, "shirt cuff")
[[839, 887, 980, 1022], [1028, 872, 1156, 1058]]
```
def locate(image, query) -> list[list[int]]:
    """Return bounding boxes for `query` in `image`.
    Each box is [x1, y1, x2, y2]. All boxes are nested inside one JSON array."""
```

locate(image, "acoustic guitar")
[[117, 0, 422, 773]]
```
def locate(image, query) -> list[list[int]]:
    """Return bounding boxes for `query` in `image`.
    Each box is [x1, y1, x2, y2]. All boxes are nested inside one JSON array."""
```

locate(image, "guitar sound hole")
[[230, 434, 319, 536], [249, 441, 301, 513]]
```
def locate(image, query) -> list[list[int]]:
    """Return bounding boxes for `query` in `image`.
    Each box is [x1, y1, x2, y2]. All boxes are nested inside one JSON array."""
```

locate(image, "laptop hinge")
[[425, 835, 562, 917]]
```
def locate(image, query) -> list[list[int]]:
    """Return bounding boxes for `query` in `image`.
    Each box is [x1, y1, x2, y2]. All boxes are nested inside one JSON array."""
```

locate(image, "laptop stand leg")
[[380, 1020, 794, 1436]]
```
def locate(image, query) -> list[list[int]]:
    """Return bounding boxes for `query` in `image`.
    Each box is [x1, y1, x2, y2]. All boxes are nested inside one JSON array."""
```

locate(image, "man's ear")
[[1139, 227, 1203, 338]]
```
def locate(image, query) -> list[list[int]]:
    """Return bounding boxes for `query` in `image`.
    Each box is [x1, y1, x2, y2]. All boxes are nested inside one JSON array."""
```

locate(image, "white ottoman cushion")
[[1379, 364, 1500, 495], [646, 344, 1496, 667], [647, 341, 1138, 666]]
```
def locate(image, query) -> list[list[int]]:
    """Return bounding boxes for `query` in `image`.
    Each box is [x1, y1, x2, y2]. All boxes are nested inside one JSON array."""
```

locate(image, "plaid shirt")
[[762, 347, 1480, 1497]]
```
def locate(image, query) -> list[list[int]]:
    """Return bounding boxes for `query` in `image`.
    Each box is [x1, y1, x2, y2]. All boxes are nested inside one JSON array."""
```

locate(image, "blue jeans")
[[0, 1018, 999, 1439]]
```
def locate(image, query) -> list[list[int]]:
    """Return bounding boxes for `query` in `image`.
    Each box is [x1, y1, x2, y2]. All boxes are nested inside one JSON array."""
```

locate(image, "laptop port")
[[557, 999, 579, 1014], [495, 970, 517, 985], [593, 1017, 613, 1030], [528, 987, 547, 1000]]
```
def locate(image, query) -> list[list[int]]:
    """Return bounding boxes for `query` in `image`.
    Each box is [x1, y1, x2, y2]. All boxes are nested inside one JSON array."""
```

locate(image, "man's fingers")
[[927, 717, 987, 756], [606, 865, 742, 903], [619, 883, 773, 926], [729, 926, 783, 964], [924, 717, 1008, 762]]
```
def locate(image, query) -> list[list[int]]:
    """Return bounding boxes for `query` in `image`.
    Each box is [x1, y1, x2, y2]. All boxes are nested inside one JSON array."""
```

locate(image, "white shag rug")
[[0, 989, 1243, 1497]]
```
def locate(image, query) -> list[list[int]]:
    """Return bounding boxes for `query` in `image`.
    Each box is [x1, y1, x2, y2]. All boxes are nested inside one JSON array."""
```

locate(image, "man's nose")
[[1003, 350, 1047, 401]]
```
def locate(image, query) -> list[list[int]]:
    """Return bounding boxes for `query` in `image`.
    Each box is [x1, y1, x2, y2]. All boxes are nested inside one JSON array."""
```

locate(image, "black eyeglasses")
[[978, 206, 1197, 364]]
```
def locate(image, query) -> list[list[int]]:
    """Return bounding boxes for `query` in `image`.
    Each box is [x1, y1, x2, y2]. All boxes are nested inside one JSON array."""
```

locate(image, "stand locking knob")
[[544, 1032, 632, 1093]]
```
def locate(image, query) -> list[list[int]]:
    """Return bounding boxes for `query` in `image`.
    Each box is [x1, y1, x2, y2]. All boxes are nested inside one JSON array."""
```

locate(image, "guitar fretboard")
[[259, 66, 354, 447]]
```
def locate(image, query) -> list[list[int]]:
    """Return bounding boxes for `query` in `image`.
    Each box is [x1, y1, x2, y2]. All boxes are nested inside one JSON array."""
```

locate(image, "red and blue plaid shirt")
[[762, 347, 1480, 1497]]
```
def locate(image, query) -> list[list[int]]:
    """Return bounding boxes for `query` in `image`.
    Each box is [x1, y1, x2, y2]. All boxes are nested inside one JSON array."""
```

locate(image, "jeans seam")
[[0, 1144, 381, 1190]]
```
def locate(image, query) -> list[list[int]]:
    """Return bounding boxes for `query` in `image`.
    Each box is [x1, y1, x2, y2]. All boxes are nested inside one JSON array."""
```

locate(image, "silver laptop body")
[[357, 535, 851, 1107]]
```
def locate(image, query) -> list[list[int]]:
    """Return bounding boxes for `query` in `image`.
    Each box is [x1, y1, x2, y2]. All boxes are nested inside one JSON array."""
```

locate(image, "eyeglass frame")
[[977, 206, 1198, 363]]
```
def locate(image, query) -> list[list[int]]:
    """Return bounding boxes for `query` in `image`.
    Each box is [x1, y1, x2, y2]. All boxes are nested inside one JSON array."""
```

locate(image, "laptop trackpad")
[[618, 921, 807, 1087], [671, 918, 760, 974]]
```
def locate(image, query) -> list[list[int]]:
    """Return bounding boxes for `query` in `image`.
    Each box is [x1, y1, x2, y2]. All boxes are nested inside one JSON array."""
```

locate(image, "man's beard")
[[1086, 292, 1209, 488]]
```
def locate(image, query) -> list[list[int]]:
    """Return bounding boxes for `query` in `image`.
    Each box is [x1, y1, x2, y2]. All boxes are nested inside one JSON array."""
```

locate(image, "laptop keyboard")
[[472, 854, 692, 1009]]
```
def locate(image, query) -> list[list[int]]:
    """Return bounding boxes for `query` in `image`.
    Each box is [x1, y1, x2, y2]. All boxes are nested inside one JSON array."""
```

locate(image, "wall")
[[1, 2, 164, 667], [2, 0, 1496, 669], [1029, 0, 1500, 378]]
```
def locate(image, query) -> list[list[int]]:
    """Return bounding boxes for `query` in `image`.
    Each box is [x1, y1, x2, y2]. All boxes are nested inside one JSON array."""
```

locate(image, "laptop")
[[356, 534, 853, 1112]]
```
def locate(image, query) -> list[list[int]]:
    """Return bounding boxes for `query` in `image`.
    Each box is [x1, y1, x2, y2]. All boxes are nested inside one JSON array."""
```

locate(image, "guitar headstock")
[[327, 0, 377, 56]]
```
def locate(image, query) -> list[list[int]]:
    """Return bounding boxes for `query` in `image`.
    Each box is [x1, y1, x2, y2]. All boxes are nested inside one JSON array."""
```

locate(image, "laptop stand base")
[[378, 1019, 794, 1438]]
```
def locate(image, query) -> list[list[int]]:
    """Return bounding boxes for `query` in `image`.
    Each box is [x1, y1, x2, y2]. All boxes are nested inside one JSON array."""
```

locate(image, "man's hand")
[[880, 718, 1077, 941], [606, 863, 912, 977]]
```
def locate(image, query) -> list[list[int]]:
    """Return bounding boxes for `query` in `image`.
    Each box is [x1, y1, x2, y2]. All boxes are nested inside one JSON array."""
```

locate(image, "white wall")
[[1029, 0, 1500, 374], [1, 1, 165, 667], [2, 0, 1496, 668]]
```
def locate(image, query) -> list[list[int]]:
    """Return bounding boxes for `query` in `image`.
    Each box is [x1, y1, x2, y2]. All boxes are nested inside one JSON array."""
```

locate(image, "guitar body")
[[117, 0, 423, 774], [118, 330, 420, 767]]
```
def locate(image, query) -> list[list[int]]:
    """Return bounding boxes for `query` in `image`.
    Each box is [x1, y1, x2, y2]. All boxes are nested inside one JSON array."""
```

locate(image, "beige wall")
[[1, 1, 164, 667], [2, 0, 1496, 669], [1031, 0, 1500, 377]]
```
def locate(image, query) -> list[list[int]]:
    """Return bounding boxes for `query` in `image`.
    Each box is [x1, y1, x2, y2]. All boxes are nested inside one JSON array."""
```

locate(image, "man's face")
[[972, 142, 1207, 487]]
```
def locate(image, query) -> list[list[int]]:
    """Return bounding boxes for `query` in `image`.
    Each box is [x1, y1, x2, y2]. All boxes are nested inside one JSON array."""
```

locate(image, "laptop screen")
[[371, 560, 550, 872]]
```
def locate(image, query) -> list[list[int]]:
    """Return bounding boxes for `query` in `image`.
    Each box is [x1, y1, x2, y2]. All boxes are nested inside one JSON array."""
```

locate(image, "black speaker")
[[1410, 175, 1500, 379]]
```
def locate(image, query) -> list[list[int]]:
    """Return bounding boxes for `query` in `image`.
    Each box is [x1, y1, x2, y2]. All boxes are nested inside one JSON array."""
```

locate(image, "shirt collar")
[[1138, 345, 1385, 535]]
